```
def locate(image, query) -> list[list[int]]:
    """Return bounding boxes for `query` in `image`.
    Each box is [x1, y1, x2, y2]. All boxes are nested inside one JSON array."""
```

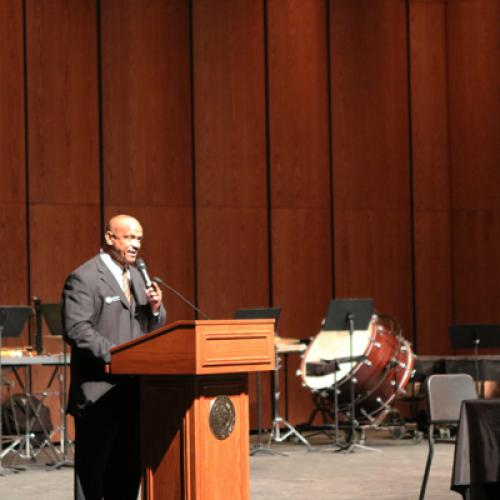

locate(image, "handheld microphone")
[[135, 258, 153, 289], [152, 276, 210, 320]]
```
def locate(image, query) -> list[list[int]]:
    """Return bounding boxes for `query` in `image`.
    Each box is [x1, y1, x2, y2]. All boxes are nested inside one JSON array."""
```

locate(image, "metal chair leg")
[[419, 424, 435, 500]]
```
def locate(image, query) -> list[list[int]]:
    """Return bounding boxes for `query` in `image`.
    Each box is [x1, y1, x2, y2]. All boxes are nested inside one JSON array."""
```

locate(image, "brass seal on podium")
[[209, 396, 236, 440]]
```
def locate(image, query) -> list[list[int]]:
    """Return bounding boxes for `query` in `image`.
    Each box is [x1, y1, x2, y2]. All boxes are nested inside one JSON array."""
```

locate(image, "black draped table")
[[415, 355, 500, 381], [452, 399, 500, 499]]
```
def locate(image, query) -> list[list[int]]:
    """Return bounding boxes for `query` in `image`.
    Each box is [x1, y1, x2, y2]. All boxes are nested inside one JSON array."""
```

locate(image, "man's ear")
[[104, 231, 113, 246]]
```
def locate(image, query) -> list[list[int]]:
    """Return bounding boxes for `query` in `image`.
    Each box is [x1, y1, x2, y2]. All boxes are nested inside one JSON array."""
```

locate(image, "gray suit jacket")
[[62, 254, 167, 416]]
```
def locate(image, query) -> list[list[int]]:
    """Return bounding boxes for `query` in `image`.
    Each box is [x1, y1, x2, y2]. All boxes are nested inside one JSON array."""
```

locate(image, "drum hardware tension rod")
[[389, 358, 406, 369], [375, 397, 392, 411], [390, 380, 407, 395], [360, 408, 375, 424]]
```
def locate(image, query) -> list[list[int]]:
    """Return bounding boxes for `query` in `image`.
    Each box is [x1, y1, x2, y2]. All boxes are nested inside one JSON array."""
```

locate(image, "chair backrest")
[[425, 373, 478, 424]]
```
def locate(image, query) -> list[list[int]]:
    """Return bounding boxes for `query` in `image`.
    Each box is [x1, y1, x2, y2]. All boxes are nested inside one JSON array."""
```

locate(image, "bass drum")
[[300, 314, 414, 419]]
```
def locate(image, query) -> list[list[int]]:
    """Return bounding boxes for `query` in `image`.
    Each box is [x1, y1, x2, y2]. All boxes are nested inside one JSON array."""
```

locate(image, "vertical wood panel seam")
[[189, 0, 199, 317], [326, 0, 336, 299], [444, 2, 456, 330], [96, 0, 105, 239], [22, 0, 31, 305], [405, 0, 418, 350], [263, 0, 273, 308]]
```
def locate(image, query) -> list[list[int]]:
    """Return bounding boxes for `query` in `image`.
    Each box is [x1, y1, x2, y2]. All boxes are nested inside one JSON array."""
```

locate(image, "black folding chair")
[[419, 373, 477, 499]]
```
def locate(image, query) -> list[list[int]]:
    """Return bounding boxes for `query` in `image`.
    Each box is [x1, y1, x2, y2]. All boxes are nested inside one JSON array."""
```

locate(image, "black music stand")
[[0, 306, 32, 475], [235, 308, 285, 456], [304, 358, 342, 448], [449, 324, 500, 397], [325, 298, 377, 453], [34, 300, 73, 469]]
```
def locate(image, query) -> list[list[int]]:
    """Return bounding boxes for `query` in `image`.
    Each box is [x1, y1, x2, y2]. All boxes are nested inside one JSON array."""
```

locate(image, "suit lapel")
[[95, 255, 131, 310], [130, 268, 147, 306]]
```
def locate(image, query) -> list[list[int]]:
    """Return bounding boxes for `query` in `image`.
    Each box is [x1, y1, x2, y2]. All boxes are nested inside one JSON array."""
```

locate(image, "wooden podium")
[[109, 319, 275, 500]]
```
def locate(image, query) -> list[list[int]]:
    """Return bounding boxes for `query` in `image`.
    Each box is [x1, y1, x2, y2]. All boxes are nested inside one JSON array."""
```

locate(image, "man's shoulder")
[[68, 255, 102, 280]]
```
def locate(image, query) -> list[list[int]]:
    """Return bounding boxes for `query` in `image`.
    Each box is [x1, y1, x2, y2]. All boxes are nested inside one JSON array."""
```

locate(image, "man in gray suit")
[[62, 214, 166, 500]]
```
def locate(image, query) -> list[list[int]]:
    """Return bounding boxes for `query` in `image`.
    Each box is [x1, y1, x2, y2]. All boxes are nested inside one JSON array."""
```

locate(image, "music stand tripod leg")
[[271, 416, 311, 450], [337, 312, 379, 454], [270, 351, 311, 452], [0, 382, 22, 475], [0, 307, 32, 472], [0, 353, 25, 472], [0, 324, 24, 473], [49, 347, 73, 470], [320, 367, 345, 452], [250, 372, 284, 457]]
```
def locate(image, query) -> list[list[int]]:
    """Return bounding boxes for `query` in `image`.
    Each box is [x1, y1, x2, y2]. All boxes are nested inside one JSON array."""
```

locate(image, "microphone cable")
[[152, 276, 210, 320]]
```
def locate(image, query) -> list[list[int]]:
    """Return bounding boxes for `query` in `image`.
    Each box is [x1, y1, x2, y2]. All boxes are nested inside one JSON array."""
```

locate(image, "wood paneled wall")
[[268, 0, 332, 423], [0, 0, 498, 426], [101, 0, 195, 323], [410, 0, 500, 354], [331, 0, 413, 345], [410, 0, 453, 355], [0, 0, 27, 308]]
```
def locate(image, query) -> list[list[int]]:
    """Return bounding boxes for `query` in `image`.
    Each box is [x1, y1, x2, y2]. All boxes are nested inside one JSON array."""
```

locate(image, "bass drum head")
[[300, 320, 375, 391]]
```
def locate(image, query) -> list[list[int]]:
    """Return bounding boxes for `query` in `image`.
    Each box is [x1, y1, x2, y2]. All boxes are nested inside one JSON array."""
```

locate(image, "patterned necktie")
[[122, 267, 131, 303]]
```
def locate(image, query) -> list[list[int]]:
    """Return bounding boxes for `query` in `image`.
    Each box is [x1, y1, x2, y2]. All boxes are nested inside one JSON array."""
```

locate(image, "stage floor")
[[0, 431, 459, 499]]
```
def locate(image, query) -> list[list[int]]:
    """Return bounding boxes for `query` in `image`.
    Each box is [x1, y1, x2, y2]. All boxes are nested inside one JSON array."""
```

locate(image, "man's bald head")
[[106, 214, 142, 234], [104, 215, 143, 266]]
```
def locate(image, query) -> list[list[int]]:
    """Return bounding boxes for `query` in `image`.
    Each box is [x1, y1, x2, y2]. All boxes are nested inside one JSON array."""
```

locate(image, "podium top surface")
[[110, 318, 276, 376]]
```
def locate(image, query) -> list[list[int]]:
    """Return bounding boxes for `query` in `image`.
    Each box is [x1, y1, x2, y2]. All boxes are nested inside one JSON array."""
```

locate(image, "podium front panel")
[[141, 374, 249, 500], [197, 321, 274, 373], [141, 377, 189, 499]]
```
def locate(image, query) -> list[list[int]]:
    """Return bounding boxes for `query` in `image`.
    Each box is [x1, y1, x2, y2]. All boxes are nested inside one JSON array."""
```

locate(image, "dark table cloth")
[[451, 399, 500, 499]]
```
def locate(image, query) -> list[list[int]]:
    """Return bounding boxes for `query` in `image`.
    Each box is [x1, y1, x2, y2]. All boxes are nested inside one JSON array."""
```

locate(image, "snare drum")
[[300, 314, 414, 419]]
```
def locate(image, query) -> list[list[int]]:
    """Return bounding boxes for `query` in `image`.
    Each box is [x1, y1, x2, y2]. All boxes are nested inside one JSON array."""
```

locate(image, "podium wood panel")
[[141, 375, 249, 500], [110, 319, 274, 500], [111, 320, 275, 375]]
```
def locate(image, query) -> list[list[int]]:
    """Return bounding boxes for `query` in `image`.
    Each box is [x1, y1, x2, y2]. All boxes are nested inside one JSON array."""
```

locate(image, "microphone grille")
[[136, 258, 146, 270]]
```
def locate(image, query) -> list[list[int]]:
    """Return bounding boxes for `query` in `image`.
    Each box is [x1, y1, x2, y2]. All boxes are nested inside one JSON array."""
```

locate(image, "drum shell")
[[300, 315, 414, 419]]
